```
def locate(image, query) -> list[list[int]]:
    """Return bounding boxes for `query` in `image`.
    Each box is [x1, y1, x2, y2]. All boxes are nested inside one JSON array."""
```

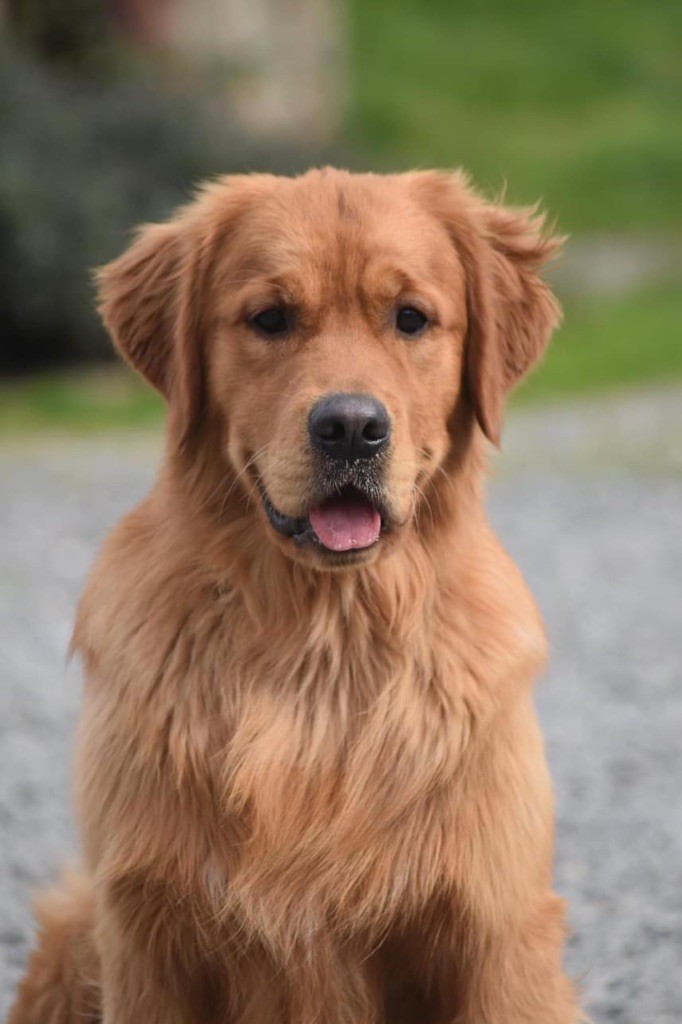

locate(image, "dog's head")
[[97, 169, 561, 569]]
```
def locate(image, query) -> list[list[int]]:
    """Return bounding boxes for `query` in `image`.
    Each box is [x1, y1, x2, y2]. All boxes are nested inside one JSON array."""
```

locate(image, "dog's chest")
[[211, 754, 458, 944], [207, 643, 474, 938]]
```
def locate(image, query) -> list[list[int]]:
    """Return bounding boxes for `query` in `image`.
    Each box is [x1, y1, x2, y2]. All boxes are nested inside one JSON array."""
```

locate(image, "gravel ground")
[[1, 387, 681, 1022]]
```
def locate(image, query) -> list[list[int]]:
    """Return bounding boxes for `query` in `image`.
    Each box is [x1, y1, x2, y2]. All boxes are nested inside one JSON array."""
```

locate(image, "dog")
[[9, 168, 582, 1023]]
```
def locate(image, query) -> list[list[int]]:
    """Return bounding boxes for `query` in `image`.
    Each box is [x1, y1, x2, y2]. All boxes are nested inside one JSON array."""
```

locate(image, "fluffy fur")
[[10, 168, 582, 1023]]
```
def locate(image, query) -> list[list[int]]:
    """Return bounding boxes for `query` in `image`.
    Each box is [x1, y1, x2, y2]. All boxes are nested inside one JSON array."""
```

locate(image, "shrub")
[[0, 46, 316, 371]]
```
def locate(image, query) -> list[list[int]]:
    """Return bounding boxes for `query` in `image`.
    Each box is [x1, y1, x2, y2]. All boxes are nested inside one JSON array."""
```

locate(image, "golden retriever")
[[10, 168, 582, 1023]]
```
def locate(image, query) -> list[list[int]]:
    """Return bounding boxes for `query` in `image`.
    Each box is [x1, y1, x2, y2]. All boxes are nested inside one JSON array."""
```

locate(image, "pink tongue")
[[309, 497, 381, 552]]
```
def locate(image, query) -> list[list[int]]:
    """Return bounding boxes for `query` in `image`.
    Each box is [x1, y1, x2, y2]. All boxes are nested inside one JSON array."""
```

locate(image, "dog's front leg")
[[435, 699, 583, 1024], [277, 939, 380, 1024], [97, 874, 217, 1024], [446, 894, 581, 1024]]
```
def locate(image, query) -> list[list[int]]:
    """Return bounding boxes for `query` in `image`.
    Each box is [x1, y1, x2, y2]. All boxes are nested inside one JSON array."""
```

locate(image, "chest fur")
[[76, 540, 544, 947]]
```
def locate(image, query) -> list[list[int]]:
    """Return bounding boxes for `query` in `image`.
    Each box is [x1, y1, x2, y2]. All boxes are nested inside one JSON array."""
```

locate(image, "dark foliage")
[[0, 46, 317, 371]]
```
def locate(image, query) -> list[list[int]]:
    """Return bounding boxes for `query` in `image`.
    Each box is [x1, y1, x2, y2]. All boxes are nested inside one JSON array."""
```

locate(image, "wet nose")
[[308, 392, 391, 461]]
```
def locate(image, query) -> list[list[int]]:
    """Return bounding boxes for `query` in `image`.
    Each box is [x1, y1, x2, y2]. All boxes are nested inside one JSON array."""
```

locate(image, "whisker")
[[215, 443, 273, 521]]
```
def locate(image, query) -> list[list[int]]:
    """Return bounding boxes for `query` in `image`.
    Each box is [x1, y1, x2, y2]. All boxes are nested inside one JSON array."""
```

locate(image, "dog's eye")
[[250, 307, 289, 337], [396, 307, 428, 337]]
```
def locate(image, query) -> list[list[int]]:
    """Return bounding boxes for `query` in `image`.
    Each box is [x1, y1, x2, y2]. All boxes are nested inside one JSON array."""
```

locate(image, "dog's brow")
[[366, 264, 424, 297]]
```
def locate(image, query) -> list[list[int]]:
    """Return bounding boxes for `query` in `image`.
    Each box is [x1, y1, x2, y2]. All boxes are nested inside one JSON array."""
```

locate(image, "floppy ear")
[[95, 212, 209, 445], [96, 221, 180, 397], [414, 172, 563, 445], [465, 201, 563, 444]]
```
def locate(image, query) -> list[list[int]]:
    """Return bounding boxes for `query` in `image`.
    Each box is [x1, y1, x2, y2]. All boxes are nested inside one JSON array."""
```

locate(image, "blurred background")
[[1, 0, 681, 416], [1, 2, 681, 1021]]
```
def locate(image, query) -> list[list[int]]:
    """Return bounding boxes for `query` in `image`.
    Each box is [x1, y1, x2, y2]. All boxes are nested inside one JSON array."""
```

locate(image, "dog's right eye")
[[395, 306, 429, 337], [249, 307, 289, 338]]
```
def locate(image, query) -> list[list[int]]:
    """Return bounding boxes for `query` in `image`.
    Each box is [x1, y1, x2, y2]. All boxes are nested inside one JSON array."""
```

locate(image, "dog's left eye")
[[250, 307, 289, 337], [396, 307, 428, 337]]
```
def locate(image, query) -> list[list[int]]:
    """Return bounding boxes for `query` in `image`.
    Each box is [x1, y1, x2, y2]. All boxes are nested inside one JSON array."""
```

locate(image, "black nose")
[[308, 392, 391, 461]]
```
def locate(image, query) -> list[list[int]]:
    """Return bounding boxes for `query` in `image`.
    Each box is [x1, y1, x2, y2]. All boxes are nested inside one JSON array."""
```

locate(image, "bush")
[[0, 46, 317, 372]]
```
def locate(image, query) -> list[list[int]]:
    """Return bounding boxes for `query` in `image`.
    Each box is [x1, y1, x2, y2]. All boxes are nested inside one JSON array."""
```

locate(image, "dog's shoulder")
[[447, 521, 549, 694], [71, 489, 222, 686]]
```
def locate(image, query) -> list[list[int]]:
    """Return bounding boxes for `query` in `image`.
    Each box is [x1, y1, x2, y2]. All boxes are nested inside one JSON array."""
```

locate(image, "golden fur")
[[10, 168, 582, 1023]]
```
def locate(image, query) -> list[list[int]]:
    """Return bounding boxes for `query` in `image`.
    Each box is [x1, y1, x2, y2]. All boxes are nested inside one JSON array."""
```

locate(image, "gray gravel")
[[1, 388, 681, 1022]]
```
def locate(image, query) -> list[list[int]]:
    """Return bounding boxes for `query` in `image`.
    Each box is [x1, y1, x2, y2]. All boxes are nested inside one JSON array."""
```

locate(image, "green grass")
[[0, 367, 163, 435], [349, 0, 682, 232], [1, 287, 680, 436], [517, 286, 682, 403]]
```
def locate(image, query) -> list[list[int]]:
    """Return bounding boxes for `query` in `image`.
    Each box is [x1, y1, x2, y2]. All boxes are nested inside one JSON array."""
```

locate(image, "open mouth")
[[260, 484, 384, 553]]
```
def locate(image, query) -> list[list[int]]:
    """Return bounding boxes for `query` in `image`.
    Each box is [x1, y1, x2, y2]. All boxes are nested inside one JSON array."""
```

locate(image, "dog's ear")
[[413, 172, 563, 445], [96, 211, 209, 445], [96, 221, 180, 398], [465, 200, 563, 445]]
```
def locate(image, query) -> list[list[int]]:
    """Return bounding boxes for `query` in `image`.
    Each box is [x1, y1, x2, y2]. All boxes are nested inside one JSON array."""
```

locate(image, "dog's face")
[[205, 174, 469, 567], [98, 169, 561, 569]]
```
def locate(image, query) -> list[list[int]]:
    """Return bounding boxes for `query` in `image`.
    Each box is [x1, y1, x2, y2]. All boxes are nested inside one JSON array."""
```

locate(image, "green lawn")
[[1, 287, 680, 436], [518, 286, 682, 402], [349, 0, 682, 233], [0, 367, 163, 435]]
